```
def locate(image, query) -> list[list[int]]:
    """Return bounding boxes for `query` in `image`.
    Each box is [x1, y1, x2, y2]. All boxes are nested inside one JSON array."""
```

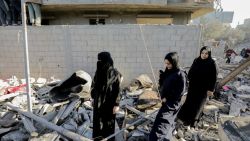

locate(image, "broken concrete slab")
[[11, 94, 37, 110], [219, 116, 250, 141], [0, 93, 24, 102], [1, 129, 30, 141], [5, 102, 92, 141], [0, 126, 18, 135], [29, 131, 64, 141], [229, 99, 247, 116]]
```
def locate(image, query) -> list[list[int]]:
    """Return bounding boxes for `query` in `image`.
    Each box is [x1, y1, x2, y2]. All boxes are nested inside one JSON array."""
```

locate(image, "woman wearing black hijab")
[[177, 46, 217, 128], [91, 52, 122, 141], [149, 52, 186, 141]]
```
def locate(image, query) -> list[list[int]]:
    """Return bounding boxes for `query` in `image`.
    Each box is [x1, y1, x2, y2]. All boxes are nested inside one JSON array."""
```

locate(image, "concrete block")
[[0, 25, 200, 83]]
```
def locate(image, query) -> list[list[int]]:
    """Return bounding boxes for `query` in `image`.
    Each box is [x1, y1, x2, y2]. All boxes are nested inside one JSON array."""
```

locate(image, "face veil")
[[94, 52, 114, 90]]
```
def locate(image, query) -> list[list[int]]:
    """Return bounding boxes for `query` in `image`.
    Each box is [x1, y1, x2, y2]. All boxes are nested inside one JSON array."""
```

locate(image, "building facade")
[[0, 0, 215, 83], [40, 0, 214, 25]]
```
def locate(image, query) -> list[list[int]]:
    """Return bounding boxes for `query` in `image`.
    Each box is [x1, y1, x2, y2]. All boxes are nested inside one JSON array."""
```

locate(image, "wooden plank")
[[218, 57, 250, 88]]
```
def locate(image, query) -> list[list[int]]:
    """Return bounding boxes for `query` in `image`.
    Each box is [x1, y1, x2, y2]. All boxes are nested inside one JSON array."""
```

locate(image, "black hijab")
[[164, 52, 180, 74], [197, 46, 212, 61], [159, 52, 180, 87], [188, 46, 216, 81], [94, 52, 114, 90]]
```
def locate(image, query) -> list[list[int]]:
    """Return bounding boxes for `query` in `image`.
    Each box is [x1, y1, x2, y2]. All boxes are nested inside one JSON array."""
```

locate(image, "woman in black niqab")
[[91, 52, 122, 141]]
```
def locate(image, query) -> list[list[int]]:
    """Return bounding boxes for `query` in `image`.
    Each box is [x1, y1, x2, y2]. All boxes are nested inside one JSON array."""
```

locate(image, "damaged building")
[[1, 0, 250, 141], [0, 0, 214, 83]]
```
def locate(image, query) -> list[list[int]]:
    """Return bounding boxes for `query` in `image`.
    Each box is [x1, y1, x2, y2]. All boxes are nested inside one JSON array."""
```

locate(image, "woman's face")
[[201, 49, 209, 59], [164, 59, 173, 70]]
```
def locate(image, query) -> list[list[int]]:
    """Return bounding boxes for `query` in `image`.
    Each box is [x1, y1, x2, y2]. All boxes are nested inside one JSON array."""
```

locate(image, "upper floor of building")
[[22, 0, 216, 25]]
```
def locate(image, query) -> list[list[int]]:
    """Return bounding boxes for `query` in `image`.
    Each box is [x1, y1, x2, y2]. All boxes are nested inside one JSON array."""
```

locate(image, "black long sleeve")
[[161, 70, 186, 103], [207, 61, 218, 91]]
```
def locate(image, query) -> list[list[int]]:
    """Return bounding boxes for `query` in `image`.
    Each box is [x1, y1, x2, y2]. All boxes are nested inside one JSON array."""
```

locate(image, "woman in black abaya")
[[149, 52, 186, 141], [91, 52, 122, 141], [177, 46, 217, 128]]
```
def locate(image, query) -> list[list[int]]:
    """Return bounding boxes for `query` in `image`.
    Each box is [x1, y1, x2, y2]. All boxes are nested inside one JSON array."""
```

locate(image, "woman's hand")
[[113, 106, 119, 114], [207, 91, 214, 97], [162, 98, 167, 103], [162, 98, 166, 102]]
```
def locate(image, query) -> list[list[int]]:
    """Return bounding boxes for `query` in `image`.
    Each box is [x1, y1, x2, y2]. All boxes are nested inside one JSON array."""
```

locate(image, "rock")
[[126, 74, 153, 92], [29, 131, 61, 141], [177, 129, 184, 138], [136, 74, 153, 89], [136, 90, 161, 110]]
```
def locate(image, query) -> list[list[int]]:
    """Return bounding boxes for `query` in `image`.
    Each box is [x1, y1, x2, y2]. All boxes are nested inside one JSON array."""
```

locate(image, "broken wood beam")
[[20, 115, 38, 137], [217, 57, 250, 89], [5, 102, 91, 141]]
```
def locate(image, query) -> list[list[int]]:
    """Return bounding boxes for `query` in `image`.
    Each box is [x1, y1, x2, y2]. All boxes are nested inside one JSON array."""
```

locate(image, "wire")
[[139, 25, 161, 98]]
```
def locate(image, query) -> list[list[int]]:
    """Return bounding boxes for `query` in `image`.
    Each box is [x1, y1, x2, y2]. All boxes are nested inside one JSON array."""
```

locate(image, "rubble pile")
[[0, 70, 93, 141], [118, 74, 161, 141], [172, 57, 250, 141], [0, 57, 249, 141]]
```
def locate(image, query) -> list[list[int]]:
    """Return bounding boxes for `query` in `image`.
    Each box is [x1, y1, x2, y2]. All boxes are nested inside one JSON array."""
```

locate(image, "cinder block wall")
[[0, 25, 201, 84]]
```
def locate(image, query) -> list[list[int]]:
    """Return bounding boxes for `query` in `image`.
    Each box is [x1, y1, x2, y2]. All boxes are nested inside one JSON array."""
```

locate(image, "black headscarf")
[[164, 52, 180, 73], [98, 52, 114, 66], [159, 52, 180, 87], [198, 46, 212, 60], [187, 46, 216, 85], [94, 52, 114, 90]]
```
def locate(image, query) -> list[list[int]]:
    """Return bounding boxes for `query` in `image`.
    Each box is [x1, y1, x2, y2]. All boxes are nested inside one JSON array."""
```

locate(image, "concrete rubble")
[[0, 56, 249, 141]]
